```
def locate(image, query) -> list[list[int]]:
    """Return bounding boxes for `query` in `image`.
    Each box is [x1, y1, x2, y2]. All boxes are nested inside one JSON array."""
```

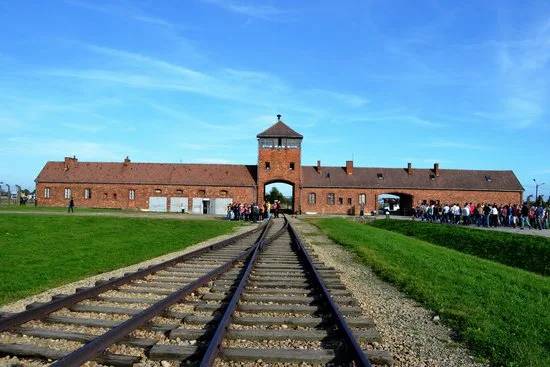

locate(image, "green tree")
[[265, 187, 282, 203]]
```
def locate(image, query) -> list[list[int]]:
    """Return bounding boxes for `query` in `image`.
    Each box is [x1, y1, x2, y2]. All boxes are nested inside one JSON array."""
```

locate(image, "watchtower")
[[256, 115, 303, 212]]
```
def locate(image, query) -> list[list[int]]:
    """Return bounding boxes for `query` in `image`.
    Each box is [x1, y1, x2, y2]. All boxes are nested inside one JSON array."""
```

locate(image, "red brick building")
[[35, 117, 524, 214]]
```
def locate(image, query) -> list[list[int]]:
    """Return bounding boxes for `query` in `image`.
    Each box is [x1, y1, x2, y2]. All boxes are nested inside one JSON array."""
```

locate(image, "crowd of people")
[[412, 202, 549, 230], [226, 200, 281, 222]]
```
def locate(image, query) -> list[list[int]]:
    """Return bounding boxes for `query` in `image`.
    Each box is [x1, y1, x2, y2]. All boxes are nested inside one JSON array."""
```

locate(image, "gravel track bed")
[[50, 309, 132, 321], [0, 331, 83, 350], [20, 321, 109, 335], [222, 339, 322, 350], [290, 218, 487, 367], [77, 299, 152, 309]]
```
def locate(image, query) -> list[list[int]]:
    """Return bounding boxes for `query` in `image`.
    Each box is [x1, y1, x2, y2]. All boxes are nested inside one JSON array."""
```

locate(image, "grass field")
[[0, 214, 240, 306], [369, 219, 550, 276], [310, 218, 550, 367]]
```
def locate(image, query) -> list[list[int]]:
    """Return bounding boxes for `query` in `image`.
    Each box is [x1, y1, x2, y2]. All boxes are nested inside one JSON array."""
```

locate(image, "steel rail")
[[50, 220, 273, 367], [287, 220, 373, 367], [199, 217, 288, 367], [0, 223, 266, 333]]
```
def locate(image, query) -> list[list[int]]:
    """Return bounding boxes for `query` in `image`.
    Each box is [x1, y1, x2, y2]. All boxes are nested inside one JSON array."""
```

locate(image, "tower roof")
[[257, 120, 303, 139]]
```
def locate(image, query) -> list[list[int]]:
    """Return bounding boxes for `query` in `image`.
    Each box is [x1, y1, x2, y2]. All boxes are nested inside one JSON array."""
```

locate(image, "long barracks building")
[[35, 117, 524, 215]]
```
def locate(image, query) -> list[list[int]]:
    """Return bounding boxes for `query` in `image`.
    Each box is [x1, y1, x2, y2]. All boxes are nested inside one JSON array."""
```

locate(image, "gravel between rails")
[[289, 217, 488, 367]]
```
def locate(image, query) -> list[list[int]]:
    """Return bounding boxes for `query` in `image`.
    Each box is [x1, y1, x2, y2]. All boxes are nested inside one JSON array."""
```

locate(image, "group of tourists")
[[226, 200, 281, 222], [413, 202, 549, 230]]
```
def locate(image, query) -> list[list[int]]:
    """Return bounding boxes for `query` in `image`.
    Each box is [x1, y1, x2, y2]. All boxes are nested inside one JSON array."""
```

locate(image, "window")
[[377, 173, 384, 180], [64, 188, 72, 199], [44, 187, 51, 198], [265, 162, 270, 170], [359, 194, 366, 205], [289, 162, 295, 171], [113, 193, 117, 200], [129, 189, 135, 200], [259, 138, 274, 148], [84, 188, 92, 199], [347, 198, 352, 205], [176, 189, 183, 195], [328, 193, 335, 205], [338, 197, 343, 205], [485, 175, 492, 182], [199, 189, 206, 196], [220, 190, 228, 196], [277, 138, 282, 147], [308, 193, 316, 205], [104, 193, 108, 200], [155, 189, 162, 194]]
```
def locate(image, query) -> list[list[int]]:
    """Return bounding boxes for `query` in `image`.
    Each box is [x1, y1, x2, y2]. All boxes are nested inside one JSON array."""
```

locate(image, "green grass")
[[0, 205, 166, 214], [0, 214, 240, 306], [368, 219, 550, 276], [310, 218, 550, 367]]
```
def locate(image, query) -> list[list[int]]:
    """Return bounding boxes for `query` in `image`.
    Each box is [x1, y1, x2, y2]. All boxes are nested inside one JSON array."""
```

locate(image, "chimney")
[[123, 156, 131, 166], [434, 163, 439, 176], [407, 162, 412, 175], [317, 160, 321, 175], [346, 160, 353, 175], [64, 156, 78, 171]]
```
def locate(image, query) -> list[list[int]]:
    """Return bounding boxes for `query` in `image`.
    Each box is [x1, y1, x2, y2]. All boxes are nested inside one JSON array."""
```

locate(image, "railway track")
[[0, 217, 392, 366]]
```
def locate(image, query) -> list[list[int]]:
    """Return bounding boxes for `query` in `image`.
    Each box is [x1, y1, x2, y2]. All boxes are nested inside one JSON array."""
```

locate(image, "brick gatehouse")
[[35, 116, 524, 214]]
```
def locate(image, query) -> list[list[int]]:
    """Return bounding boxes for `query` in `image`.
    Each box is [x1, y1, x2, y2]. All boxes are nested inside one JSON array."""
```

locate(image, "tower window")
[[289, 162, 295, 171], [176, 189, 183, 195], [277, 138, 282, 147], [265, 162, 270, 170]]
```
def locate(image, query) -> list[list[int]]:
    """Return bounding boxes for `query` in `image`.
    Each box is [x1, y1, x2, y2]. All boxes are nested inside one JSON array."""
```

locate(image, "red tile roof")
[[36, 161, 257, 186], [257, 121, 303, 139], [301, 166, 524, 192]]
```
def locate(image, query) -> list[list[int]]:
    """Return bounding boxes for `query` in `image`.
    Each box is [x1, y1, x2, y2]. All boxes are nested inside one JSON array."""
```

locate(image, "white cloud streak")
[[201, 0, 285, 20]]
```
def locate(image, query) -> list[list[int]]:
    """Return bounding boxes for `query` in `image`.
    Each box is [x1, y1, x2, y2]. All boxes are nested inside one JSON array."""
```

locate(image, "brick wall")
[[257, 147, 301, 210], [36, 183, 255, 210], [299, 187, 522, 214]]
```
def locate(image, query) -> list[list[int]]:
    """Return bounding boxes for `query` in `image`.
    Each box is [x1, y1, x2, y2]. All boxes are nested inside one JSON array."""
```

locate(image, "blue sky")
[[0, 0, 549, 200]]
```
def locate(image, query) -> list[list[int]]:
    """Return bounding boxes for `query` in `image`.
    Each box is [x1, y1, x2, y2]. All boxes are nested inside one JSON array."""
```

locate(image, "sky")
[[0, 0, 549, 200]]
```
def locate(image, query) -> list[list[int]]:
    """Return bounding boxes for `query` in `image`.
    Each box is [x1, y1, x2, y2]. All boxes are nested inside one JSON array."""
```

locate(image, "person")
[[68, 197, 75, 213]]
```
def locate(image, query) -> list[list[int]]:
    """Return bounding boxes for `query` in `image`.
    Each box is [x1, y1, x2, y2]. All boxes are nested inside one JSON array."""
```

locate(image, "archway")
[[377, 192, 413, 215], [264, 181, 294, 213]]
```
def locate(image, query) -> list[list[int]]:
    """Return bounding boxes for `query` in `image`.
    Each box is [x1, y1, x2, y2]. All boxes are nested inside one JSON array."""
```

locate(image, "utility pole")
[[533, 179, 545, 205]]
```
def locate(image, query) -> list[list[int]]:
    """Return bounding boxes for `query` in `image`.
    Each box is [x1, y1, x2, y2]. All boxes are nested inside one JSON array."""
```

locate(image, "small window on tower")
[[265, 162, 270, 170], [199, 189, 206, 196], [289, 162, 295, 171], [176, 189, 183, 195]]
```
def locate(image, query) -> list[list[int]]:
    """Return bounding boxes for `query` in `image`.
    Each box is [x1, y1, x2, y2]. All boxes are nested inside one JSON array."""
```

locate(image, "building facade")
[[35, 117, 524, 214]]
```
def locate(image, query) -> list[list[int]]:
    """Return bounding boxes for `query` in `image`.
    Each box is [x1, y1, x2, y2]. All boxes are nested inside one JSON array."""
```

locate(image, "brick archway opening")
[[264, 181, 294, 214], [378, 192, 414, 215]]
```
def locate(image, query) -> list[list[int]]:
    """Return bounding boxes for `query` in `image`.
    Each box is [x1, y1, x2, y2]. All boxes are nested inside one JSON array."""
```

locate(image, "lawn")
[[310, 218, 550, 367], [369, 219, 550, 276], [0, 214, 240, 306]]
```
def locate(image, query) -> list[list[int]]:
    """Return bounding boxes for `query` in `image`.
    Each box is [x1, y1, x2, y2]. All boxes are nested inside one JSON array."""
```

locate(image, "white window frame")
[[129, 189, 135, 200], [44, 187, 51, 198], [84, 188, 91, 199], [64, 188, 72, 199]]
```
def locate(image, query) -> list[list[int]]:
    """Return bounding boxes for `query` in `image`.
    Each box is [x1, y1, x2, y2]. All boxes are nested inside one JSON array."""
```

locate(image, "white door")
[[211, 198, 233, 215], [170, 197, 188, 213], [192, 198, 203, 214], [149, 197, 167, 212]]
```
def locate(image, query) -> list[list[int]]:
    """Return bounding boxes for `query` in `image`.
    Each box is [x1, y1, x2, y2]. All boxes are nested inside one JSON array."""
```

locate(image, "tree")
[[265, 187, 282, 203]]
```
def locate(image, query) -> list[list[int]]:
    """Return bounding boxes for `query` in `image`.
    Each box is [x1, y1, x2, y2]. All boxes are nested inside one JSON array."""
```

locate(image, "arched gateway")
[[256, 115, 302, 213], [35, 115, 524, 214]]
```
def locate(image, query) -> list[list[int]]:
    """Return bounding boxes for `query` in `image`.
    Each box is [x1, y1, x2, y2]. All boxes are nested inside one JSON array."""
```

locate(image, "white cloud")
[[201, 0, 285, 20], [3, 137, 135, 161]]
